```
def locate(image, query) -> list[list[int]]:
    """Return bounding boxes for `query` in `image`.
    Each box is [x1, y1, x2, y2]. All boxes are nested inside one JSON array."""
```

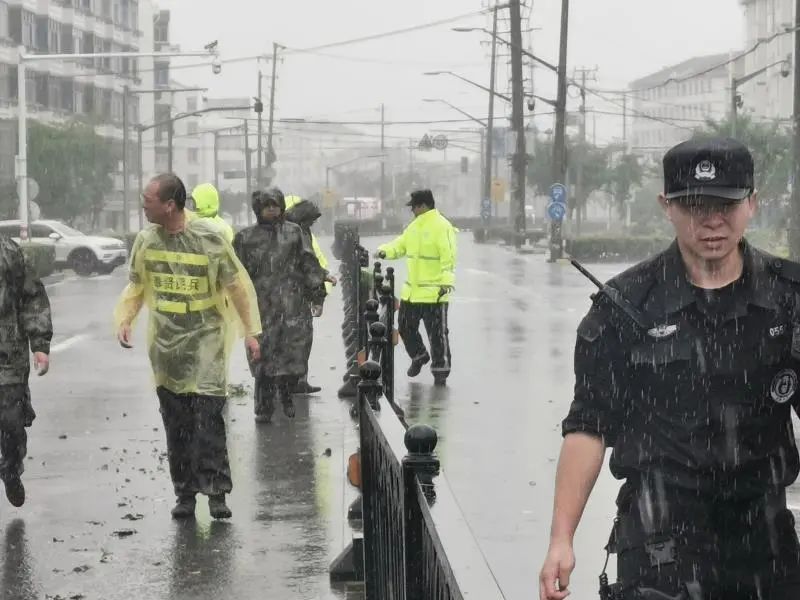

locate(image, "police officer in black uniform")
[[540, 137, 800, 600]]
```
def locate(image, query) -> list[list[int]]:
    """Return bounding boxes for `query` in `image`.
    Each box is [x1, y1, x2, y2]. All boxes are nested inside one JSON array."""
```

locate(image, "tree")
[[605, 152, 644, 218], [27, 121, 117, 225], [694, 115, 792, 228], [527, 137, 610, 218]]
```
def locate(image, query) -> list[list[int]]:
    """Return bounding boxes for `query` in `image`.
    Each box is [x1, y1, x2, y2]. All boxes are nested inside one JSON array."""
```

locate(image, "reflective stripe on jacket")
[[378, 209, 457, 303]]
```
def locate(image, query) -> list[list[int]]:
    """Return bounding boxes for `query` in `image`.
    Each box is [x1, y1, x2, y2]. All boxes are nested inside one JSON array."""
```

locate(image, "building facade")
[[628, 53, 735, 160], [739, 0, 794, 121]]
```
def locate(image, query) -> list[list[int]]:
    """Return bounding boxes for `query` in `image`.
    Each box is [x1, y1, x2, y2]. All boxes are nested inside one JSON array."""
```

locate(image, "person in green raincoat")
[[114, 174, 261, 520]]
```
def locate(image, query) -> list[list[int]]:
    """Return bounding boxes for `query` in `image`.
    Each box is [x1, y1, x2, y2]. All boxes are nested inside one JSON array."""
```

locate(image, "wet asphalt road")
[[5, 233, 800, 600]]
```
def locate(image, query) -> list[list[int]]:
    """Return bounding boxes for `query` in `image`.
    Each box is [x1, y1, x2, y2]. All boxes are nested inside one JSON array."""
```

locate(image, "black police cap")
[[663, 137, 754, 202]]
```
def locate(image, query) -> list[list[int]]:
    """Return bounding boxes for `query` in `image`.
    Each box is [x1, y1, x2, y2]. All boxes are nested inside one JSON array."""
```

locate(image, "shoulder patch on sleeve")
[[577, 311, 605, 343]]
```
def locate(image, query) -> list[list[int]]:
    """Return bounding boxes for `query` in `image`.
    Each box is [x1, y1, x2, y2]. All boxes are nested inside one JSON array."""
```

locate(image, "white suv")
[[0, 219, 128, 276]]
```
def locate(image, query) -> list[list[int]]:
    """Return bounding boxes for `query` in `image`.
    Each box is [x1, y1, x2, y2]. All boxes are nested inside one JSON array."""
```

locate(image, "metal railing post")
[[402, 424, 441, 599]]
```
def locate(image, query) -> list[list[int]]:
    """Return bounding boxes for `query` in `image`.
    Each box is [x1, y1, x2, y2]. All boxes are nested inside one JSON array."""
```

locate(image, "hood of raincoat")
[[285, 199, 322, 229], [252, 188, 285, 224], [192, 183, 221, 218]]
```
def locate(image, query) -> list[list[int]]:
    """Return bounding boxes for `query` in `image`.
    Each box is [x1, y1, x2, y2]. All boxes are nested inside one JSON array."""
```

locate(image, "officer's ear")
[[657, 193, 672, 220], [745, 189, 758, 218]]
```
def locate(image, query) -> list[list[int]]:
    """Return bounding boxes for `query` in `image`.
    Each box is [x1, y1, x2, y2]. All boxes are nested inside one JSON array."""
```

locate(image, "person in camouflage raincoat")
[[285, 196, 336, 395], [0, 235, 52, 508], [233, 188, 330, 422]]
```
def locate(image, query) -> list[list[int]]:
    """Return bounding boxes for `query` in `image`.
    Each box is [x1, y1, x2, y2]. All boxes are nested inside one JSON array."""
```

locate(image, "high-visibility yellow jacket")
[[378, 209, 457, 303]]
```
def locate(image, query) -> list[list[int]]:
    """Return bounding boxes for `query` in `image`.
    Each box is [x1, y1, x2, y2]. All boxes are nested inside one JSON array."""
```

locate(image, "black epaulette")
[[767, 256, 800, 285]]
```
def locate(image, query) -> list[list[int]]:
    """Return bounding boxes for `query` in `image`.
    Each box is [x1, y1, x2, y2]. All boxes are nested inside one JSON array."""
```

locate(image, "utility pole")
[[122, 85, 130, 233], [213, 131, 220, 190], [257, 67, 264, 189], [266, 42, 281, 186], [166, 102, 173, 173], [137, 126, 144, 230], [482, 4, 499, 232], [791, 0, 800, 258], [244, 119, 253, 225], [509, 0, 527, 248], [573, 66, 597, 236], [380, 103, 386, 214], [549, 0, 570, 262], [622, 92, 628, 149]]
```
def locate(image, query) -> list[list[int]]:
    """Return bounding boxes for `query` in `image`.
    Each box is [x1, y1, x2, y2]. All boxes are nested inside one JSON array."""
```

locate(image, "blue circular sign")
[[547, 201, 566, 221], [549, 183, 567, 204]]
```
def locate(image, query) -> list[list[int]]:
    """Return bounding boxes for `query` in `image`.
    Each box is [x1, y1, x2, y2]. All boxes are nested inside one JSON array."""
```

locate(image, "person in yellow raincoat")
[[285, 194, 336, 395], [114, 174, 261, 520], [190, 182, 235, 243]]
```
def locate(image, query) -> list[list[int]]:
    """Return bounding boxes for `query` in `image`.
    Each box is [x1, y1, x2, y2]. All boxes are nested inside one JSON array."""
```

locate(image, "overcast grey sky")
[[158, 0, 744, 146]]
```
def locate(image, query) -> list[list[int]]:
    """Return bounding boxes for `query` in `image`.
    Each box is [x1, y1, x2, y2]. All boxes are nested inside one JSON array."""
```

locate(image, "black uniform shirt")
[[563, 240, 800, 498]]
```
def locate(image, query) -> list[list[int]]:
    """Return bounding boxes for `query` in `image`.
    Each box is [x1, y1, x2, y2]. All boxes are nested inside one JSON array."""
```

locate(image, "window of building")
[[154, 61, 169, 86], [155, 148, 168, 172], [0, 2, 9, 40], [21, 10, 35, 48], [188, 148, 199, 164], [186, 97, 197, 112], [187, 122, 198, 137], [60, 79, 73, 112]]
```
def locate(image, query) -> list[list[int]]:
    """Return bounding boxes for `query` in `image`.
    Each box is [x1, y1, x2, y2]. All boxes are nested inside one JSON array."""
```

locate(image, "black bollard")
[[358, 360, 383, 412], [401, 424, 441, 598]]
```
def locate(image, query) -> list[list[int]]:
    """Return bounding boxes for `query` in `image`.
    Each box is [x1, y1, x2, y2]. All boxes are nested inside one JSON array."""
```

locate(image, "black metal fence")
[[330, 222, 505, 600]]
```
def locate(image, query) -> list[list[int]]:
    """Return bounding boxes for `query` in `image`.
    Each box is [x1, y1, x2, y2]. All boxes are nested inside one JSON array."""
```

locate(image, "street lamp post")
[[124, 86, 206, 234], [16, 45, 218, 240], [136, 103, 252, 229], [731, 55, 791, 137]]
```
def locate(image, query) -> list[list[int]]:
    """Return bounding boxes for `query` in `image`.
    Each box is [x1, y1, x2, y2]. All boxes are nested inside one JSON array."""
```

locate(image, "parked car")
[[0, 219, 127, 276]]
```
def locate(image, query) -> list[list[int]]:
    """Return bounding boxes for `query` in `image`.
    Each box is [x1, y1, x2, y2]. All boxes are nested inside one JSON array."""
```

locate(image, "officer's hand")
[[34, 352, 49, 376], [311, 305, 323, 318], [374, 250, 386, 260], [117, 324, 133, 349], [245, 336, 261, 363], [539, 541, 575, 600], [325, 274, 338, 286]]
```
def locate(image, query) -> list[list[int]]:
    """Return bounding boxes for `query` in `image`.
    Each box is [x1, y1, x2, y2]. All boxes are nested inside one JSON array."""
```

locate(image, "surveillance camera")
[[781, 64, 791, 78], [527, 97, 535, 112], [211, 58, 222, 75]]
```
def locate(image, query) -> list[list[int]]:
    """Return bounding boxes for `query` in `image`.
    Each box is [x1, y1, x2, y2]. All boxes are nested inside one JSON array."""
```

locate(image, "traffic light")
[[460, 156, 468, 174], [254, 98, 264, 114]]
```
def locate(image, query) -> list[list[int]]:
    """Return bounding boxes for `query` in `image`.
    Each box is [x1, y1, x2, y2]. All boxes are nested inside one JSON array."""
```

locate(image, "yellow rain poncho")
[[114, 218, 261, 396]]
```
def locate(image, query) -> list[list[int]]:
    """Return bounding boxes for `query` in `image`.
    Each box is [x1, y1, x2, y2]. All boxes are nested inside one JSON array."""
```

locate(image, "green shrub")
[[565, 235, 671, 262], [20, 242, 56, 278]]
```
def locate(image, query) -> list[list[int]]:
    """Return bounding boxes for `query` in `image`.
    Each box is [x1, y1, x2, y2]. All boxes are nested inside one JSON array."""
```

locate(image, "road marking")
[[50, 333, 90, 354]]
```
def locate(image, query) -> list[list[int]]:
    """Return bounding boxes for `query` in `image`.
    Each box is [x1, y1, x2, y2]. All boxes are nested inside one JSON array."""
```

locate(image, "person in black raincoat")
[[233, 188, 330, 422], [0, 235, 52, 508], [285, 197, 336, 395]]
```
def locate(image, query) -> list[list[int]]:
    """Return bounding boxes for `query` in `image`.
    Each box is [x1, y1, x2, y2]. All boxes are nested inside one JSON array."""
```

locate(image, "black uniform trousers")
[[0, 385, 30, 483], [398, 301, 451, 377], [611, 481, 800, 599], [156, 387, 232, 498]]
